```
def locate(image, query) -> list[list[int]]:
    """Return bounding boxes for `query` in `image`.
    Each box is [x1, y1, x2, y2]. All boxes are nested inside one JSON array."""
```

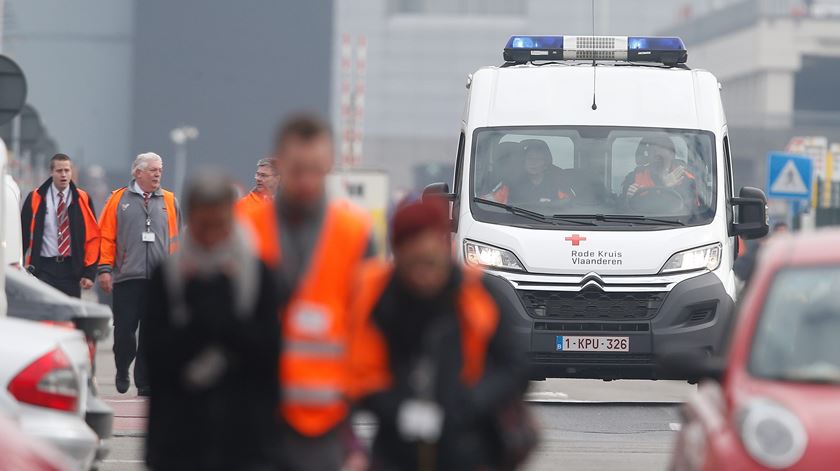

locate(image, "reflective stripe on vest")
[[246, 199, 371, 437], [282, 386, 344, 405], [347, 260, 500, 401], [284, 339, 345, 358]]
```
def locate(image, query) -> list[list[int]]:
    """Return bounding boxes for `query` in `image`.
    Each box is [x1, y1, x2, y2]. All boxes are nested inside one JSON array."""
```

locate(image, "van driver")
[[622, 136, 697, 207]]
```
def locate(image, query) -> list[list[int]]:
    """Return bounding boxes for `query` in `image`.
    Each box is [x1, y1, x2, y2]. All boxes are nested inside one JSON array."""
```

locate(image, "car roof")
[[760, 228, 840, 269]]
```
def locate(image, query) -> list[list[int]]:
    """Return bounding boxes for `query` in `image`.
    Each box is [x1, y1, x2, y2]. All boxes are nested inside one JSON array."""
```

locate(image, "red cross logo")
[[565, 234, 587, 246]]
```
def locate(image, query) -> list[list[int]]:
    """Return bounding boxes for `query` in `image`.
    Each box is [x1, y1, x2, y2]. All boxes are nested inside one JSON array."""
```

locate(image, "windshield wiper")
[[473, 198, 595, 226], [554, 214, 686, 226]]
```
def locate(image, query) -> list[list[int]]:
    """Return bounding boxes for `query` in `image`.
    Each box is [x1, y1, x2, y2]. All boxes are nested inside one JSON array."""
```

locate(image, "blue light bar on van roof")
[[503, 35, 687, 65]]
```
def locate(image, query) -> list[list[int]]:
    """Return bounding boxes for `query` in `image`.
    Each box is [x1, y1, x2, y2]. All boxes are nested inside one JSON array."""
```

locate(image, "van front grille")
[[518, 290, 667, 320]]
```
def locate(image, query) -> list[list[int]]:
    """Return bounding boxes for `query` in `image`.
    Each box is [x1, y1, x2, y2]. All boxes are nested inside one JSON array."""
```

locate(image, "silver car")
[[0, 317, 98, 470]]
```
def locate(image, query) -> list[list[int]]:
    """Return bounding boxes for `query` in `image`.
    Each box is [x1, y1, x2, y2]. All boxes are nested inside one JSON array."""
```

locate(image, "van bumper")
[[484, 271, 735, 380]]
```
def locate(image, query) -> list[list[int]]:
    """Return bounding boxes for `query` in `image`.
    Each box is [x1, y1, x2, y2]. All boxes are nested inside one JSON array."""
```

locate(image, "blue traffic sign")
[[766, 153, 813, 200]]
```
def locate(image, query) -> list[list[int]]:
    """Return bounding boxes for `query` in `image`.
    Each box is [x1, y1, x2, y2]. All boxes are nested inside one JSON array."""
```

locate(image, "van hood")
[[461, 220, 722, 276]]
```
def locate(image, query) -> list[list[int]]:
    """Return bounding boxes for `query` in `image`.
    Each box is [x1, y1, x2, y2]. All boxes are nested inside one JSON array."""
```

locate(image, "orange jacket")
[[99, 187, 179, 281], [235, 190, 270, 217], [21, 180, 100, 280], [630, 165, 696, 190], [347, 259, 500, 401], [240, 198, 372, 437]]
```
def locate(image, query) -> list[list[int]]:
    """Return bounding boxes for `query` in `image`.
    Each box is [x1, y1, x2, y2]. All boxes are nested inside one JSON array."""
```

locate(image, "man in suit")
[[21, 153, 100, 298]]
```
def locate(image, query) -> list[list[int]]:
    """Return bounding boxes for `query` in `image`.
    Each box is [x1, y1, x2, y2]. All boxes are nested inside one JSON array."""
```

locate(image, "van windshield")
[[470, 126, 716, 229]]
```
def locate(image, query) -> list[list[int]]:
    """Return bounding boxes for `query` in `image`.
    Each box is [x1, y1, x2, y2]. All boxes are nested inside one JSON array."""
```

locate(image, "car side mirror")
[[657, 351, 725, 382], [422, 182, 455, 203], [422, 182, 457, 231], [732, 186, 769, 240]]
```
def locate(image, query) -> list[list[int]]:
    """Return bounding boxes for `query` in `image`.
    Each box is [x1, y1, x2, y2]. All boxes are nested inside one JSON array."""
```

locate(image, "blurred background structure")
[[1, 0, 840, 223]]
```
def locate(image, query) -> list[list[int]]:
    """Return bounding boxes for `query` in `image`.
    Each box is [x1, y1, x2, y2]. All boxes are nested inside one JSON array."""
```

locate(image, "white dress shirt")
[[40, 184, 72, 257]]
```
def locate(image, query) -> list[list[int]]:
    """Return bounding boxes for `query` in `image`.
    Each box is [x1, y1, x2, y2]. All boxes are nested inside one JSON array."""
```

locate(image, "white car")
[[0, 317, 98, 470]]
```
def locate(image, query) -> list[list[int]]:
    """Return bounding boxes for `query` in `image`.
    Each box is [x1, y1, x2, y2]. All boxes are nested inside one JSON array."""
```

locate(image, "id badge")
[[142, 232, 156, 243]]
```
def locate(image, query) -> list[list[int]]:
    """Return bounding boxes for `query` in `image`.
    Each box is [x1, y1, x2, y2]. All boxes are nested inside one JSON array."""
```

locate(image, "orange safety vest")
[[631, 166, 699, 206], [235, 190, 270, 217], [347, 260, 500, 401], [632, 166, 696, 189], [491, 184, 510, 204], [99, 187, 180, 268], [26, 188, 100, 267], [489, 182, 573, 205], [241, 199, 372, 437]]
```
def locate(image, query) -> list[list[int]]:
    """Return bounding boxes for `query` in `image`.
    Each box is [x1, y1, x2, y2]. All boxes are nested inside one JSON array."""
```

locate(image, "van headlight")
[[660, 243, 721, 274], [738, 399, 807, 469], [463, 240, 525, 271]]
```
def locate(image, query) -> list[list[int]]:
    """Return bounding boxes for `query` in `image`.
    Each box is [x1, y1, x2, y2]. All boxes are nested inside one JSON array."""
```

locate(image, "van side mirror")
[[732, 186, 769, 240], [422, 182, 455, 203], [657, 351, 725, 382]]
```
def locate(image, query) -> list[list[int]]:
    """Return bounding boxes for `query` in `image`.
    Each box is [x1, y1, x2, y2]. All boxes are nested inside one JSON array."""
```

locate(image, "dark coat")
[[141, 262, 282, 471], [21, 178, 98, 281], [360, 267, 530, 471]]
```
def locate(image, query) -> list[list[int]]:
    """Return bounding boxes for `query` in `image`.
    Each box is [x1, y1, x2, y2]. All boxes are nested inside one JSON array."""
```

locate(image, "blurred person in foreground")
[[98, 152, 182, 396], [21, 153, 100, 297], [240, 114, 374, 471], [348, 198, 532, 471], [142, 171, 282, 471], [236, 157, 278, 214]]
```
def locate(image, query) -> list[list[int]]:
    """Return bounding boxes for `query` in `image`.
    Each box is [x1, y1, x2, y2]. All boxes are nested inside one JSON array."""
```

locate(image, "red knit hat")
[[390, 198, 450, 248]]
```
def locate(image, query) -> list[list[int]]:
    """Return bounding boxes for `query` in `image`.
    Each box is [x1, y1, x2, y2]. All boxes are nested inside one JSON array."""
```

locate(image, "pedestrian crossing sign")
[[766, 153, 813, 200]]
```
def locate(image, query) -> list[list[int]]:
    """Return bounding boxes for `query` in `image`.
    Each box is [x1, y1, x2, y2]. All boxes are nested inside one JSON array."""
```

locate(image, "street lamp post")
[[169, 125, 198, 199]]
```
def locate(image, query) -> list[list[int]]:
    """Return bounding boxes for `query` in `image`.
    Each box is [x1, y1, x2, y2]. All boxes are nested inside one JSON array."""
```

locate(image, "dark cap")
[[390, 199, 450, 249]]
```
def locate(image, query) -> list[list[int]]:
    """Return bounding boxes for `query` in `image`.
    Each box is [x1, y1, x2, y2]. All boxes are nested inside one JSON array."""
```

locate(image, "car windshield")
[[749, 267, 840, 385], [470, 126, 716, 228]]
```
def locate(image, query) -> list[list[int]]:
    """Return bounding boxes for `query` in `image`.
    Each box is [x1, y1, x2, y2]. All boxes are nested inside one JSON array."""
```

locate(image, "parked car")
[[0, 410, 71, 471], [4, 267, 113, 464], [0, 317, 98, 470], [665, 229, 840, 470]]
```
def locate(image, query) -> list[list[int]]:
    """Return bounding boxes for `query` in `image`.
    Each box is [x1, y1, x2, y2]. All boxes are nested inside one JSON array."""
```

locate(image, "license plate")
[[556, 336, 630, 352]]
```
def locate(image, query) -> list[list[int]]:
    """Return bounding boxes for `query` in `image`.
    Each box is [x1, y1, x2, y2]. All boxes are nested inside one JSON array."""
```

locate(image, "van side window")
[[453, 132, 465, 195], [723, 135, 735, 231]]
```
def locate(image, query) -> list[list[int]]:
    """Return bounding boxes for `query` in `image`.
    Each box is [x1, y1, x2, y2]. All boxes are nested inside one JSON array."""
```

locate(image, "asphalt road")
[[95, 336, 694, 471]]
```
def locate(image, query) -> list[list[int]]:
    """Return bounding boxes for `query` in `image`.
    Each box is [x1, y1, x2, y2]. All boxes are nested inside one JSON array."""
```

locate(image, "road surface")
[[95, 337, 694, 471]]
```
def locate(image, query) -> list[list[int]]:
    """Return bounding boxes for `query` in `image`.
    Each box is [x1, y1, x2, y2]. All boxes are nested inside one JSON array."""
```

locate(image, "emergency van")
[[424, 36, 769, 380]]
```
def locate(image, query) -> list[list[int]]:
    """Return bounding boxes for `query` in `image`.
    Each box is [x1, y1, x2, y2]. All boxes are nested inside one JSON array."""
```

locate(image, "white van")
[[425, 36, 768, 380]]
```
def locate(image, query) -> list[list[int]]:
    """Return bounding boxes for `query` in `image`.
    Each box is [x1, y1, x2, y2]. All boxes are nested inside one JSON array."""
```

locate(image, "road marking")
[[669, 422, 682, 431]]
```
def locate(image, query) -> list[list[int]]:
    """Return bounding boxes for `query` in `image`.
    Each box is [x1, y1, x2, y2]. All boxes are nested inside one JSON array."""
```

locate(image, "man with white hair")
[[98, 152, 182, 396]]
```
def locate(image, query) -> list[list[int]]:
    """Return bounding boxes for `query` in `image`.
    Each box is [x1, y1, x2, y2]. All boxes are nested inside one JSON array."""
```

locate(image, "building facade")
[[332, 0, 727, 192], [661, 0, 840, 191]]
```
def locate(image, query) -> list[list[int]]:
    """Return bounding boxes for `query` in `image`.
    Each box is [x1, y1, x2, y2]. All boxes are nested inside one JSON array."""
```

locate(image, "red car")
[[668, 229, 840, 470]]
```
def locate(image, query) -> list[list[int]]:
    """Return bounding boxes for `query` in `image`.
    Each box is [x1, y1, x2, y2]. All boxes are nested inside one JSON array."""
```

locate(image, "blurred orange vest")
[[347, 260, 500, 401], [235, 190, 269, 217], [241, 199, 371, 437]]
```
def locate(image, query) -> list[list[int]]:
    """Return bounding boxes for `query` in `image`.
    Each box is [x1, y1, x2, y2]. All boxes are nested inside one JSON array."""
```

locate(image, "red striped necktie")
[[57, 191, 71, 258]]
